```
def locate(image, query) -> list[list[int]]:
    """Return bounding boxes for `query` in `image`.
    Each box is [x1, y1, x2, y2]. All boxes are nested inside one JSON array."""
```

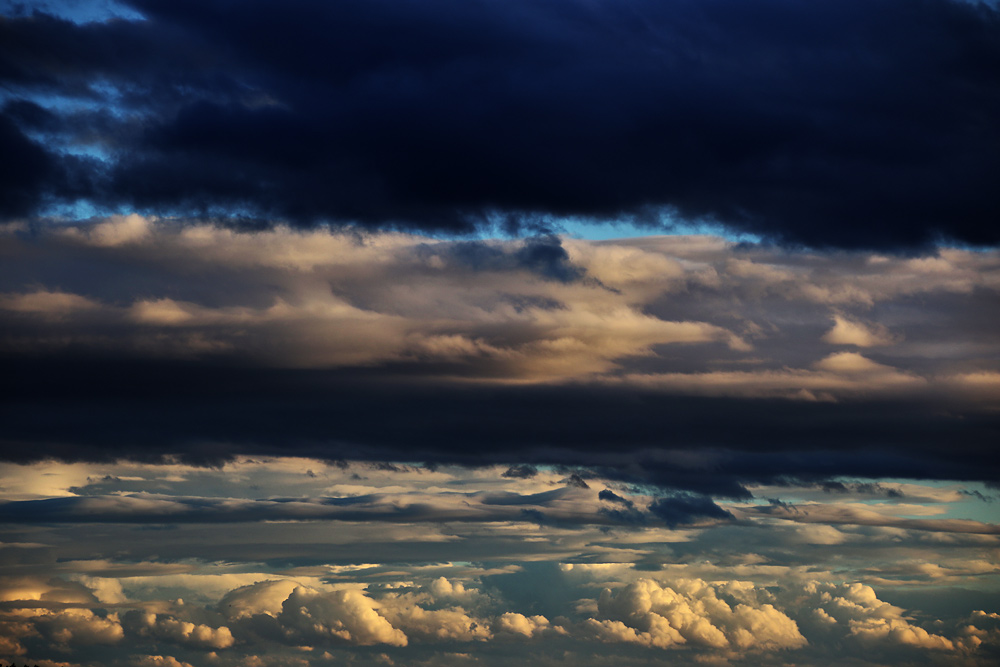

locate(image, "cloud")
[[501, 465, 537, 480], [1, 223, 999, 493], [123, 611, 234, 649], [1, 222, 748, 377], [598, 490, 633, 508], [0, 289, 101, 317], [2, 0, 999, 248], [132, 656, 195, 667], [29, 608, 124, 646], [617, 353, 927, 401], [219, 580, 301, 620], [800, 582, 958, 652], [749, 500, 1000, 536], [594, 578, 806, 651], [493, 612, 552, 638], [647, 495, 734, 528], [84, 214, 154, 247], [822, 315, 898, 347], [276, 586, 408, 647], [378, 583, 492, 643], [1, 461, 998, 666]]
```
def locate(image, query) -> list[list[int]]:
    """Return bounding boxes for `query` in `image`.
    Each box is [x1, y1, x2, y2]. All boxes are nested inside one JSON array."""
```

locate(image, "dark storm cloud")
[[502, 465, 538, 480], [1, 355, 998, 493], [0, 112, 64, 217], [598, 489, 633, 508], [647, 494, 734, 528], [2, 0, 999, 248], [820, 480, 904, 498], [418, 235, 584, 283]]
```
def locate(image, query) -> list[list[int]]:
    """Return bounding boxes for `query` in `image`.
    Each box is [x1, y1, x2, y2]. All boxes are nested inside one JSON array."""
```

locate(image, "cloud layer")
[[0, 458, 997, 666], [1, 220, 998, 493], [2, 0, 999, 247], [3, 3, 999, 664]]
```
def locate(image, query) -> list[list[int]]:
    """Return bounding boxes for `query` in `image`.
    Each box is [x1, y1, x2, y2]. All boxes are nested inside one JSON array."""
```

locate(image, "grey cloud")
[[598, 490, 633, 508], [501, 465, 537, 479], [647, 495, 734, 529], [749, 502, 1000, 535], [1, 222, 999, 493]]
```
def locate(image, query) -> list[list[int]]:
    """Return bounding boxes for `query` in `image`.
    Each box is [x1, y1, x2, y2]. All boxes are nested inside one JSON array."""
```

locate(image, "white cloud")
[[219, 579, 302, 619], [595, 578, 806, 651], [822, 315, 898, 347], [32, 608, 124, 646], [0, 289, 101, 317], [277, 586, 408, 647], [131, 612, 234, 649], [78, 214, 153, 247], [132, 655, 195, 667], [493, 612, 551, 638]]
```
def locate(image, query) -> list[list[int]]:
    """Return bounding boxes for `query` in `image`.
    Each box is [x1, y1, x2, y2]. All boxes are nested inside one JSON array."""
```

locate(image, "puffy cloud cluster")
[[798, 582, 957, 651], [220, 579, 301, 620], [132, 656, 195, 667], [124, 611, 235, 649], [959, 610, 1000, 654], [0, 576, 121, 655], [277, 586, 408, 647], [2, 565, 1000, 666], [1, 607, 124, 649], [590, 578, 806, 651], [221, 582, 407, 647], [493, 612, 556, 639]]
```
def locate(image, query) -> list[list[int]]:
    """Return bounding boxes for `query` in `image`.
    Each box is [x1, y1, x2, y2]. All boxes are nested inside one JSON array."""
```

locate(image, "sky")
[[0, 1, 999, 666]]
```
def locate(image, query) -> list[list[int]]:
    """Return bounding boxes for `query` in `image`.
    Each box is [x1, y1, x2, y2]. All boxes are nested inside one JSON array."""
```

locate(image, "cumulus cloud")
[[276, 586, 408, 647], [124, 611, 234, 649], [592, 578, 807, 651], [1, 516, 999, 665], [800, 582, 957, 651], [132, 656, 195, 667], [219, 579, 302, 620], [29, 608, 124, 646], [493, 612, 553, 638], [381, 602, 490, 643]]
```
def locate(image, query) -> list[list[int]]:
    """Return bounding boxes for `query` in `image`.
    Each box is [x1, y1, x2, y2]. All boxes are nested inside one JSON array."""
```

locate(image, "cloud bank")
[[1, 220, 998, 493], [0, 459, 997, 666], [2, 0, 999, 247]]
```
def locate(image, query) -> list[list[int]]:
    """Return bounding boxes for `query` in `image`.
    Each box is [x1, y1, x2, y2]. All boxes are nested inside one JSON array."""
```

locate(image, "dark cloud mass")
[[648, 494, 735, 528], [1, 355, 998, 495], [2, 0, 999, 247]]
